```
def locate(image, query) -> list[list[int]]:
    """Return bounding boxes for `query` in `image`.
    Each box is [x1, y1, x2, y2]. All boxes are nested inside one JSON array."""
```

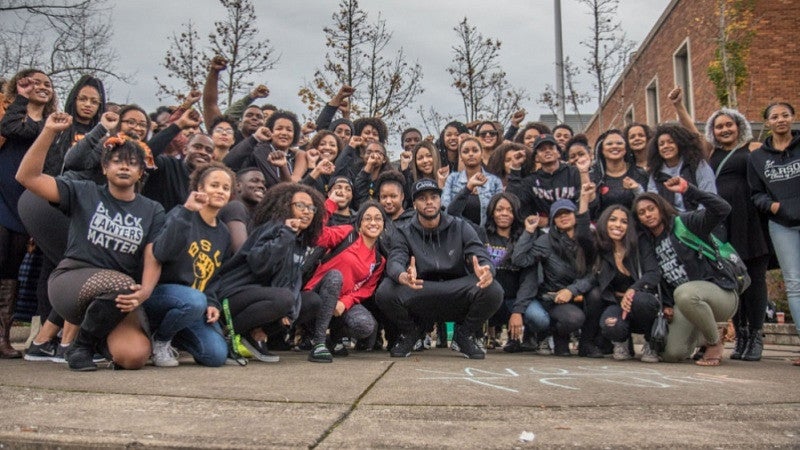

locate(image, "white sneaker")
[[152, 340, 179, 367], [536, 338, 552, 355], [612, 340, 632, 360], [640, 341, 659, 363]]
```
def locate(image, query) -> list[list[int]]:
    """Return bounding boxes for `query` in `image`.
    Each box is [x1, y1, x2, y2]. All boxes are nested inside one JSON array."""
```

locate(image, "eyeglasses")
[[292, 202, 317, 213], [213, 127, 234, 135], [121, 118, 148, 129], [361, 216, 384, 223], [478, 130, 498, 137]]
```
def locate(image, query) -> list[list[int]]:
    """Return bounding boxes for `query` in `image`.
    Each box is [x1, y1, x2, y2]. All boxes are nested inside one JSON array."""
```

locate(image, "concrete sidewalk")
[[1, 340, 799, 449]]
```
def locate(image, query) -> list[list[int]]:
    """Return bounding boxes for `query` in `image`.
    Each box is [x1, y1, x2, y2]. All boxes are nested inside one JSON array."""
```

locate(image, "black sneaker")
[[329, 340, 349, 357], [453, 327, 485, 359], [65, 343, 97, 371], [390, 329, 421, 357], [502, 339, 523, 353], [242, 335, 280, 363], [24, 339, 57, 362], [578, 342, 604, 358]]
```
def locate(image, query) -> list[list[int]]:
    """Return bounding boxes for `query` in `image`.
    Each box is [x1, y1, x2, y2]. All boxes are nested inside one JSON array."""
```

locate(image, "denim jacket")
[[441, 168, 503, 227]]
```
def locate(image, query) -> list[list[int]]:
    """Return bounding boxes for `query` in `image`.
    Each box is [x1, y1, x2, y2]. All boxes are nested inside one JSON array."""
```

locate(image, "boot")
[[553, 335, 571, 356], [0, 279, 22, 358], [742, 328, 763, 361], [66, 299, 127, 371], [730, 327, 748, 360]]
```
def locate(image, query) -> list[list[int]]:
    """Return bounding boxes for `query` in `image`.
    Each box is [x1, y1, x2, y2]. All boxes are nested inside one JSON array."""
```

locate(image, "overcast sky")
[[107, 0, 671, 136]]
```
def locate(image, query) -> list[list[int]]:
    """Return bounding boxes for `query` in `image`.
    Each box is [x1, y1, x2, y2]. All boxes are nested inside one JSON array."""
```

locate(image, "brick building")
[[583, 0, 800, 143]]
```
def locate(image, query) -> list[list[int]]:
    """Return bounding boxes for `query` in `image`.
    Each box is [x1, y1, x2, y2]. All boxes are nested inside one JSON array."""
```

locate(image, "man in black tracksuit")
[[375, 179, 503, 359]]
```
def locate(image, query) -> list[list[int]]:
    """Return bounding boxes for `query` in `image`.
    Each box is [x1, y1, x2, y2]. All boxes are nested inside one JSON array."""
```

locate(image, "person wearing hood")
[[671, 95, 770, 362], [506, 134, 582, 226], [589, 129, 649, 220], [747, 101, 800, 366], [375, 179, 503, 359], [314, 85, 354, 144]]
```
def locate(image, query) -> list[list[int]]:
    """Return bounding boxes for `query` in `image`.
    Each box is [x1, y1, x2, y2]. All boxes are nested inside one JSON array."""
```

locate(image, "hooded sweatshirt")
[[386, 210, 494, 283], [506, 162, 581, 219], [46, 76, 106, 176], [747, 130, 800, 228]]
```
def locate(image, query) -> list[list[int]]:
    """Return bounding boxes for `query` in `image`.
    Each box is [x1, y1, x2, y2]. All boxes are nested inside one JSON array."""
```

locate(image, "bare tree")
[[299, 0, 424, 130], [207, 0, 279, 108], [537, 57, 591, 125], [154, 20, 207, 103], [416, 105, 454, 137], [579, 0, 636, 112], [0, 0, 129, 100], [447, 17, 527, 124]]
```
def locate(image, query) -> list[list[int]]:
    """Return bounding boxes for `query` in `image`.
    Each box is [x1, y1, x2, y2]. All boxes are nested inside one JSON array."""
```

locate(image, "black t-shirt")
[[55, 178, 165, 277], [218, 199, 254, 234], [153, 206, 231, 293], [462, 193, 482, 227]]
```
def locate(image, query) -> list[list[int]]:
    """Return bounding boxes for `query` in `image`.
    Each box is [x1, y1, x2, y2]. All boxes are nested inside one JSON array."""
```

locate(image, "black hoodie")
[[506, 162, 581, 219], [386, 210, 494, 283], [46, 75, 106, 175], [747, 130, 800, 228]]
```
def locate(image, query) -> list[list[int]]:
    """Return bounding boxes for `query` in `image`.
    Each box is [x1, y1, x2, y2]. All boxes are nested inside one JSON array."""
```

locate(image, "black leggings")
[[48, 259, 135, 325], [733, 255, 769, 330]]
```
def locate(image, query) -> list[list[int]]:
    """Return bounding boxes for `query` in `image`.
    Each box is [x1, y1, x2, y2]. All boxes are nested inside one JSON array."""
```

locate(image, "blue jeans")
[[769, 221, 800, 336], [144, 284, 228, 367], [522, 300, 550, 333]]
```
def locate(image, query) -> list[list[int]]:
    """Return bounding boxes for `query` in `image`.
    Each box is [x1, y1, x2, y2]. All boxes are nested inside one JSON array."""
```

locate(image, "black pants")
[[375, 275, 503, 335], [734, 254, 769, 330], [598, 291, 660, 342]]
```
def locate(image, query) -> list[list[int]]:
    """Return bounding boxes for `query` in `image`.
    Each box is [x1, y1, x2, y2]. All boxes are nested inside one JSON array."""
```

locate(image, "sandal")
[[696, 341, 723, 367], [792, 358, 800, 367]]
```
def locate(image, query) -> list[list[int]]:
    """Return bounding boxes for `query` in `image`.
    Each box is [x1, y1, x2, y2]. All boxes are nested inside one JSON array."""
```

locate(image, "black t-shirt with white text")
[[55, 178, 165, 277]]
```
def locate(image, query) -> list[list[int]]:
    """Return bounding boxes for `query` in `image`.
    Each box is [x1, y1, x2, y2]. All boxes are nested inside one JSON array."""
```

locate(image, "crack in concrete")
[[308, 361, 395, 449]]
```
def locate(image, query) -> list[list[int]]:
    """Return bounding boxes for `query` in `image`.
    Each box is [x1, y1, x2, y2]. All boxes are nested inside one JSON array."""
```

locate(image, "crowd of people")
[[0, 57, 797, 371]]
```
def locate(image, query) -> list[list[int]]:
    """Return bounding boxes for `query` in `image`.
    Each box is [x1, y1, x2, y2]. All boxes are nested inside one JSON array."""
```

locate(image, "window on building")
[[624, 105, 634, 126], [646, 78, 658, 127], [673, 40, 693, 118]]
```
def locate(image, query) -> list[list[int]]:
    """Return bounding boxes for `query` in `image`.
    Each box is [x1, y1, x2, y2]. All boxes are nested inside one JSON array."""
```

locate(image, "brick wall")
[[583, 0, 800, 143]]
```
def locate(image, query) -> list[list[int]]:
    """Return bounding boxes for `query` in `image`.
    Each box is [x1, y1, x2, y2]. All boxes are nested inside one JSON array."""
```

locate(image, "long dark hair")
[[485, 193, 524, 264], [549, 213, 588, 276], [252, 182, 325, 247], [3, 69, 58, 117], [487, 142, 529, 179], [646, 123, 704, 177], [594, 205, 638, 267]]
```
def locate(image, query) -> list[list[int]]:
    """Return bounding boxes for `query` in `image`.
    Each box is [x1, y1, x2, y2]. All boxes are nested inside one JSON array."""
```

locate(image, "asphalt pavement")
[[1, 338, 799, 449]]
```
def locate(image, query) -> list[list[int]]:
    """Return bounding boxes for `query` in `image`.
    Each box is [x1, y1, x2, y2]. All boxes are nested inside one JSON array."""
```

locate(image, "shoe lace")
[[155, 342, 178, 360]]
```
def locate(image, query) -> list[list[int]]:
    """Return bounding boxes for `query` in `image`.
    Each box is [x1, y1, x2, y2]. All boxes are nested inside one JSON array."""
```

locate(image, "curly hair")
[[3, 69, 58, 118], [411, 140, 441, 181], [436, 120, 468, 153], [100, 135, 147, 169], [487, 142, 529, 179], [252, 182, 325, 247], [375, 170, 406, 197], [623, 122, 652, 151], [189, 161, 235, 193], [265, 110, 301, 146], [353, 117, 388, 144], [646, 123, 705, 177], [513, 122, 551, 145]]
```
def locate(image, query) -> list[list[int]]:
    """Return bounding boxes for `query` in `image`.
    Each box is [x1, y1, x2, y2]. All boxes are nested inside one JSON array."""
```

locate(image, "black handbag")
[[650, 284, 669, 354]]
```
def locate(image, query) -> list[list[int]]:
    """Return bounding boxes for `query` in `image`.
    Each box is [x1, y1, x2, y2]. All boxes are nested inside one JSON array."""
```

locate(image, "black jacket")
[[223, 136, 287, 189], [593, 234, 661, 304], [386, 211, 494, 283], [512, 212, 594, 297], [747, 130, 800, 228], [216, 221, 308, 320], [640, 185, 733, 306]]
